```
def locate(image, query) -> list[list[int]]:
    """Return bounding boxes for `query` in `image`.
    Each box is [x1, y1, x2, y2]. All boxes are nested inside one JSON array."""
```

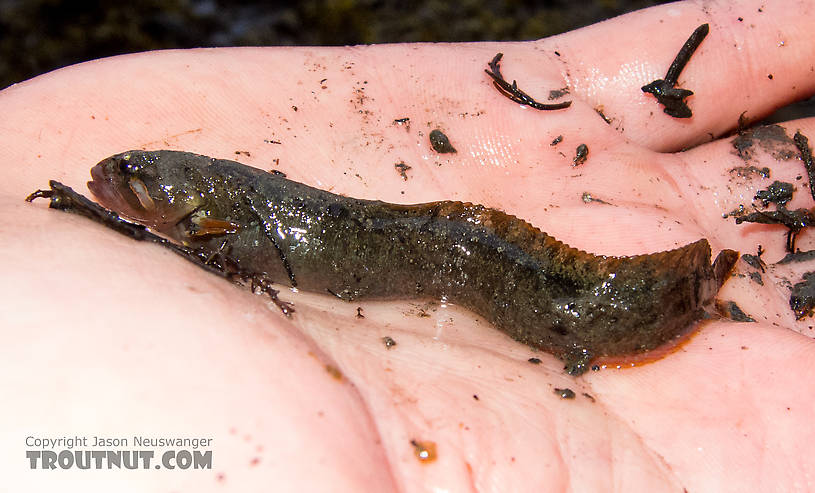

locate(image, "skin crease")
[[3, 0, 815, 491]]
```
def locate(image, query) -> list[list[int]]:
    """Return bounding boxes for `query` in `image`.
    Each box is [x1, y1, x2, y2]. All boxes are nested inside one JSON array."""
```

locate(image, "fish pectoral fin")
[[187, 215, 241, 238]]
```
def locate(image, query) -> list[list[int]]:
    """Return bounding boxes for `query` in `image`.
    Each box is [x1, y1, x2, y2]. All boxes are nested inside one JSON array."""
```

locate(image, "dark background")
[[0, 0, 671, 89]]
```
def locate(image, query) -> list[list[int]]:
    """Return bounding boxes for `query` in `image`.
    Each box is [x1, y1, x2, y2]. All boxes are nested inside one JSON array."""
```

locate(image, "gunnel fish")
[[69, 150, 736, 374]]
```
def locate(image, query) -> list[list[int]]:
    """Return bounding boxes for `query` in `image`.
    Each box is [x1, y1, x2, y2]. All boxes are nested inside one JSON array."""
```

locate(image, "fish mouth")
[[87, 160, 115, 206], [87, 157, 198, 234], [87, 158, 154, 224]]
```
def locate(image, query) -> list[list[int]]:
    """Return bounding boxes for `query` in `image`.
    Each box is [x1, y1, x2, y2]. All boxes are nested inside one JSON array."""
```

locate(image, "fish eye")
[[118, 158, 141, 176]]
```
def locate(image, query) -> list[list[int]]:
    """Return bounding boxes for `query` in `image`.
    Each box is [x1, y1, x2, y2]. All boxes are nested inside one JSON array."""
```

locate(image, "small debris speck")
[[394, 162, 412, 181], [429, 129, 457, 154], [410, 440, 437, 462]]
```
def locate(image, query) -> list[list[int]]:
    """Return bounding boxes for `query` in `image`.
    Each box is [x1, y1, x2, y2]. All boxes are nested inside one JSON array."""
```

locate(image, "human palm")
[[3, 1, 815, 491]]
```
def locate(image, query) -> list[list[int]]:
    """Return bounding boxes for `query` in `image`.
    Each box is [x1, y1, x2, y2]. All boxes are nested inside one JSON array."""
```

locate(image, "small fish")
[[80, 150, 737, 374]]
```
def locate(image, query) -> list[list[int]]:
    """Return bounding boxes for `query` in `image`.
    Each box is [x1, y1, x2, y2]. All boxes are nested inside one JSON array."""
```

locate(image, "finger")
[[680, 118, 815, 257], [545, 0, 815, 151], [676, 117, 815, 331]]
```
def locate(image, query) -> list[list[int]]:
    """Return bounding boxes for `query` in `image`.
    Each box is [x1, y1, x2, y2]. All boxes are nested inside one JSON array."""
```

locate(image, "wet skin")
[[4, 1, 815, 491]]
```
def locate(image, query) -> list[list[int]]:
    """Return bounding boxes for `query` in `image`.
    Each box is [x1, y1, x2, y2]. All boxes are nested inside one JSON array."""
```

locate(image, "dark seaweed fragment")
[[382, 336, 397, 349], [528, 357, 542, 364], [595, 107, 612, 124], [754, 181, 794, 207], [717, 300, 756, 322], [790, 272, 815, 319], [777, 249, 815, 265], [26, 182, 154, 239], [484, 53, 572, 110], [748, 271, 764, 285], [581, 192, 611, 205], [731, 124, 796, 162], [394, 161, 412, 180], [728, 302, 755, 322], [573, 144, 588, 166], [729, 166, 770, 179], [25, 181, 295, 315], [554, 388, 576, 399], [737, 111, 750, 132], [793, 130, 815, 201], [641, 24, 709, 118], [741, 245, 765, 272], [548, 87, 570, 100], [550, 135, 563, 146], [730, 208, 815, 253], [393, 117, 410, 132], [429, 129, 457, 154]]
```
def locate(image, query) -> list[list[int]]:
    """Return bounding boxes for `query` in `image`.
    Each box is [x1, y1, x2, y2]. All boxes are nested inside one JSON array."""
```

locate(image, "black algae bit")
[[394, 161, 412, 180], [727, 147, 815, 253], [731, 208, 815, 253], [741, 245, 765, 272], [727, 302, 755, 322], [581, 192, 611, 205], [484, 53, 572, 110], [25, 181, 295, 315], [429, 129, 457, 154], [729, 166, 770, 179], [573, 144, 589, 166], [554, 388, 576, 399], [548, 87, 570, 100], [793, 131, 815, 201], [790, 272, 815, 319], [777, 250, 815, 265], [716, 300, 756, 322], [754, 181, 794, 207], [641, 24, 709, 118], [731, 124, 796, 163]]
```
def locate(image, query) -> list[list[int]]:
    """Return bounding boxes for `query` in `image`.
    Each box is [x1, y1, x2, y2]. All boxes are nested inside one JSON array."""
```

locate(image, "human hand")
[[3, 0, 815, 490]]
